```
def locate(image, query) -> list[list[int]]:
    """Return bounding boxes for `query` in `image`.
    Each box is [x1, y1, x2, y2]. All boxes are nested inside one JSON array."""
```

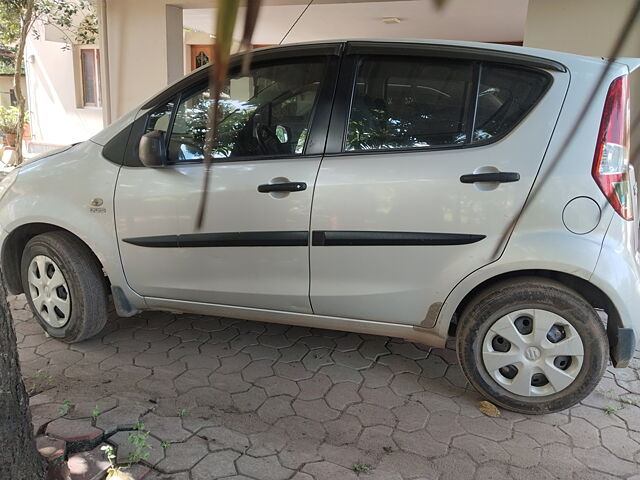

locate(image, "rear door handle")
[[258, 182, 307, 193], [460, 172, 520, 184]]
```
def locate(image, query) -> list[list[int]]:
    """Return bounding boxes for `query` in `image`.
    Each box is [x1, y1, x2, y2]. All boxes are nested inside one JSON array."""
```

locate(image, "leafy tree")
[[0, 0, 97, 164]]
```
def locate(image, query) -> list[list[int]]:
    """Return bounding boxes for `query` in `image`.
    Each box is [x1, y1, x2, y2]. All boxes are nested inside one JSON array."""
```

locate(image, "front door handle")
[[258, 182, 307, 193], [460, 172, 520, 184]]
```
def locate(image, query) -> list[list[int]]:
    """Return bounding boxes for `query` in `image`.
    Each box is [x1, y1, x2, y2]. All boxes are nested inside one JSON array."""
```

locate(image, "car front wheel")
[[456, 277, 608, 414], [21, 231, 108, 343]]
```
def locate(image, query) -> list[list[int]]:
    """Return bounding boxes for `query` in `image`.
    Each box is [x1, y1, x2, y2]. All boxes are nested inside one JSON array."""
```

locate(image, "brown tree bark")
[[0, 270, 46, 479], [13, 0, 35, 165]]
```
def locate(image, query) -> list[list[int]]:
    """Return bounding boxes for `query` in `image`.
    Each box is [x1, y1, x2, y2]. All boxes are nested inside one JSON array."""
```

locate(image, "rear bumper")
[[591, 216, 640, 368]]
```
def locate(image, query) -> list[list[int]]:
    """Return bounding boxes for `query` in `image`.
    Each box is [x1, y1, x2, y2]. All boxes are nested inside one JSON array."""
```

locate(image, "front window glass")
[[167, 58, 326, 162], [346, 57, 473, 151]]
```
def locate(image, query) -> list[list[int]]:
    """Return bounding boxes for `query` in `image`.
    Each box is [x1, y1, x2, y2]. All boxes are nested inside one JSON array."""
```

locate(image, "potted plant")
[[0, 106, 21, 148]]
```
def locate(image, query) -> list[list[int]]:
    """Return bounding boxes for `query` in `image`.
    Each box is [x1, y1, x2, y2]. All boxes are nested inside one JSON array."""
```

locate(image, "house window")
[[80, 47, 101, 107]]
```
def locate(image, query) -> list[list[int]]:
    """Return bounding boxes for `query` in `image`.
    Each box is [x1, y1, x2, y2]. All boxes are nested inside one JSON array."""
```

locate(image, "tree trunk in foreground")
[[13, 0, 35, 166], [0, 271, 45, 479]]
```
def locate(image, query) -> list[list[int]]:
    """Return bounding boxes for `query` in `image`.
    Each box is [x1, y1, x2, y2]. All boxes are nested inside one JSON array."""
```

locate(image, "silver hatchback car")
[[1, 40, 639, 413]]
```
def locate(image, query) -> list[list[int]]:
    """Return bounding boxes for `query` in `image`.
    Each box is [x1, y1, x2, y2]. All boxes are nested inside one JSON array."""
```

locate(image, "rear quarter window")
[[473, 64, 551, 143]]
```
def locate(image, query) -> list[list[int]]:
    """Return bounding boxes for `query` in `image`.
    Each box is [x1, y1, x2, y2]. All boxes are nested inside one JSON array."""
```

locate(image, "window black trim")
[[345, 41, 567, 72]]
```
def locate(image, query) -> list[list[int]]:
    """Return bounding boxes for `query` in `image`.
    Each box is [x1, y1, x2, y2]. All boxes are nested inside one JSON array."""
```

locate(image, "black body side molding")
[[311, 231, 486, 246]]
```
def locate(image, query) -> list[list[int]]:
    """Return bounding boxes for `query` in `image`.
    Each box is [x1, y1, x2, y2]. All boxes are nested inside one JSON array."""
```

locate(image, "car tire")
[[21, 231, 108, 343], [456, 277, 608, 414]]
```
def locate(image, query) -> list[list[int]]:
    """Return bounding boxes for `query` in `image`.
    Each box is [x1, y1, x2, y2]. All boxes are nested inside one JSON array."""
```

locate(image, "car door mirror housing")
[[139, 130, 168, 167]]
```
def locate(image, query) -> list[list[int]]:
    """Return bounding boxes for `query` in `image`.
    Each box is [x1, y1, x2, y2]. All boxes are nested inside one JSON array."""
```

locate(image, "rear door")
[[310, 43, 569, 326]]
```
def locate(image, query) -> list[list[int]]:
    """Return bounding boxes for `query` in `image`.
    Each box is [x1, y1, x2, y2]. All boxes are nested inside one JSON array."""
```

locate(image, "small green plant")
[[127, 422, 151, 465], [161, 440, 169, 449], [604, 406, 619, 415], [0, 106, 20, 135], [91, 405, 100, 425], [177, 408, 188, 417], [353, 463, 372, 474], [100, 444, 126, 477], [59, 398, 73, 416], [28, 369, 52, 394]]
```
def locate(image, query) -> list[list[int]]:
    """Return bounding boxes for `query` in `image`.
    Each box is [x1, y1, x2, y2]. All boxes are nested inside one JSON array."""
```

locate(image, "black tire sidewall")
[[21, 236, 94, 342], [457, 279, 608, 414]]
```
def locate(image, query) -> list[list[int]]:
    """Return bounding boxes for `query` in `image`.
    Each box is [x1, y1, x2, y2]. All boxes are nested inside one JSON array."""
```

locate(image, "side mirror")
[[139, 130, 167, 167]]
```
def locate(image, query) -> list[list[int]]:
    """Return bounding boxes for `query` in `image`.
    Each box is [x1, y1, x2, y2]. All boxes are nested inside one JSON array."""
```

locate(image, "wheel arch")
[[1, 223, 107, 295], [446, 269, 618, 336]]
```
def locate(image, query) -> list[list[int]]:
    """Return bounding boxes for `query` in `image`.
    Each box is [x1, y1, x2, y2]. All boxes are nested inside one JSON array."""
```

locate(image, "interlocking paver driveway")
[[11, 293, 640, 479]]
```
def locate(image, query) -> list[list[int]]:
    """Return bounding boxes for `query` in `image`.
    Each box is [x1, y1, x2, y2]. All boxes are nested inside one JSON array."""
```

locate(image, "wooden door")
[[190, 45, 213, 71]]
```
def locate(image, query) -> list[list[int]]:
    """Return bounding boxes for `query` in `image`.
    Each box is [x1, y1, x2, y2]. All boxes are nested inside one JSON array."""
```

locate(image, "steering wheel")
[[256, 125, 288, 155]]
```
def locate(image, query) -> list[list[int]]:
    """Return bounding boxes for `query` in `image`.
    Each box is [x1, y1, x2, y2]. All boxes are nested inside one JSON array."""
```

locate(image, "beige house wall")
[[524, 0, 640, 164], [24, 32, 104, 145], [0, 75, 26, 108]]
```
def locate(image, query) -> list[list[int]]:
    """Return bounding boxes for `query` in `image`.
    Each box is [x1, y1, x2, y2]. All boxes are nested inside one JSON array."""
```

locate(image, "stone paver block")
[[347, 403, 396, 427], [600, 426, 640, 461], [156, 436, 208, 473], [237, 454, 294, 480], [324, 415, 363, 446], [67, 443, 111, 480], [293, 398, 340, 422], [46, 417, 103, 443], [199, 426, 249, 452], [393, 429, 447, 458], [191, 450, 240, 479], [232, 386, 268, 412], [248, 429, 287, 457], [302, 461, 358, 480], [325, 382, 361, 411], [257, 396, 295, 424], [298, 374, 333, 400], [360, 386, 405, 409], [36, 435, 66, 462], [141, 413, 191, 443], [393, 402, 429, 432], [256, 376, 300, 397]]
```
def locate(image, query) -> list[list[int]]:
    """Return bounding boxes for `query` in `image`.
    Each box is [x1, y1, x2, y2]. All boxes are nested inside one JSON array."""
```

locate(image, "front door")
[[310, 48, 569, 325], [115, 49, 339, 312]]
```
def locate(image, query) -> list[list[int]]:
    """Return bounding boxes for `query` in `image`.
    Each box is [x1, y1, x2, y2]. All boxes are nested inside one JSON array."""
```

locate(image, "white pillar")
[[166, 5, 184, 85]]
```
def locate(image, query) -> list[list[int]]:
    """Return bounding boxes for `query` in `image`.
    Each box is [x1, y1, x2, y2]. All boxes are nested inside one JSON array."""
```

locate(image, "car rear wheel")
[[21, 231, 108, 343], [456, 277, 608, 414]]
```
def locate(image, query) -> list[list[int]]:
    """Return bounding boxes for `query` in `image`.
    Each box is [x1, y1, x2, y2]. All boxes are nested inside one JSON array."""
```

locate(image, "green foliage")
[[0, 0, 97, 46], [0, 106, 28, 134], [176, 408, 188, 418], [352, 463, 372, 474], [27, 368, 52, 394], [92, 405, 100, 420], [58, 398, 73, 415], [127, 422, 151, 465], [161, 440, 169, 449]]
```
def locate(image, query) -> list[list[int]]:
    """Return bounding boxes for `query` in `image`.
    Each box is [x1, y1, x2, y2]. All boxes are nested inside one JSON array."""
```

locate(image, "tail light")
[[592, 75, 634, 220]]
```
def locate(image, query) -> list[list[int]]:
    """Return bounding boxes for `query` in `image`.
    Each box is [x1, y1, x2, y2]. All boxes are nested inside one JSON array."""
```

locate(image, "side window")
[[146, 101, 174, 134], [166, 58, 327, 162], [346, 57, 473, 151], [473, 65, 550, 142]]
